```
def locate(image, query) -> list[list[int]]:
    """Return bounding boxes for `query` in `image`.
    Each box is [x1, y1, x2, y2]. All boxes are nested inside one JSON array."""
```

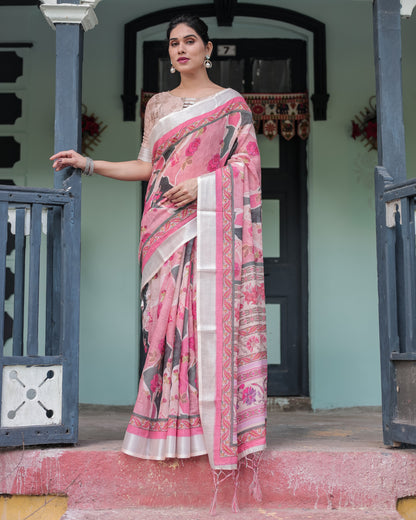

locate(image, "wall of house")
[[2, 0, 416, 409]]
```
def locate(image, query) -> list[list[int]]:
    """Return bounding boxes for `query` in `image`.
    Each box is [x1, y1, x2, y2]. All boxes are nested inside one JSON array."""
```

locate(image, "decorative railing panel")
[[0, 184, 79, 446], [375, 167, 416, 446]]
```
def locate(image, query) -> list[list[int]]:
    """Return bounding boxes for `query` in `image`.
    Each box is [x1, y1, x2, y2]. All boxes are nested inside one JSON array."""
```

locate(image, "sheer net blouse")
[[138, 91, 206, 163]]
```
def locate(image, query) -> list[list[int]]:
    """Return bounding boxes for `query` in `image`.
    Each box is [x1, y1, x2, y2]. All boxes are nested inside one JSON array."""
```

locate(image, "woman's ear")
[[206, 41, 213, 57]]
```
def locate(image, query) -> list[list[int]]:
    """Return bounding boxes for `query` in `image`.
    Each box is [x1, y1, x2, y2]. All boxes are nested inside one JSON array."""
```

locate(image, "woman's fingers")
[[49, 150, 86, 171], [50, 150, 75, 161], [165, 179, 198, 206]]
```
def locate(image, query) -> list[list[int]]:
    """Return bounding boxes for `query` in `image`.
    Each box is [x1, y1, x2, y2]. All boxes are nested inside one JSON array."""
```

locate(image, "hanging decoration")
[[243, 92, 310, 140], [140, 91, 310, 141], [351, 96, 377, 151], [81, 104, 107, 155]]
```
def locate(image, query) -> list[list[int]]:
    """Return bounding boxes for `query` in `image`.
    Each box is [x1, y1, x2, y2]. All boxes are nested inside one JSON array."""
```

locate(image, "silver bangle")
[[82, 157, 95, 176]]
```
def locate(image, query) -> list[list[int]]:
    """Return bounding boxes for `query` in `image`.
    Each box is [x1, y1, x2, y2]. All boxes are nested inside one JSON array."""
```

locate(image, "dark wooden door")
[[262, 138, 308, 395], [142, 38, 308, 396]]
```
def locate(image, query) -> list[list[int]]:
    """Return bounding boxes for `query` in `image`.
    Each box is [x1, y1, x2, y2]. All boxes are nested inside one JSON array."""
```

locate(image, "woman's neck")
[[173, 71, 221, 98]]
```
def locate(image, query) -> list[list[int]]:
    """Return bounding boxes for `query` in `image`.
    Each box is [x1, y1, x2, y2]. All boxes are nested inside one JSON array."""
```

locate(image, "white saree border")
[[196, 172, 218, 469], [148, 88, 237, 154], [141, 218, 197, 290]]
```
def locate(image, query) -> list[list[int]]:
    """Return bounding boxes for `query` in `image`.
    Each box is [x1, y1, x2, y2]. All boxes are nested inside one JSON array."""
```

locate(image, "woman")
[[51, 13, 267, 508]]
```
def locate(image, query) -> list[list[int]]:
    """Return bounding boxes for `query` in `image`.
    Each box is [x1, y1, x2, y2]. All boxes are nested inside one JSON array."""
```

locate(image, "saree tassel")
[[231, 469, 240, 512], [210, 486, 218, 516], [244, 451, 264, 502], [210, 469, 236, 515], [249, 468, 262, 502]]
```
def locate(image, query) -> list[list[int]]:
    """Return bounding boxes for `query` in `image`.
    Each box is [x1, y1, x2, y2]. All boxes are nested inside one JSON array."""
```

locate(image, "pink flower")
[[243, 286, 258, 305], [242, 386, 256, 405], [246, 336, 260, 352], [208, 153, 221, 171], [247, 141, 259, 156], [186, 138, 201, 156], [150, 373, 162, 394]]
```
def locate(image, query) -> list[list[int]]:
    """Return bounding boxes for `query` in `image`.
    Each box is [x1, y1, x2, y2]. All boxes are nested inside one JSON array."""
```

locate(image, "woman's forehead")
[[169, 23, 199, 40]]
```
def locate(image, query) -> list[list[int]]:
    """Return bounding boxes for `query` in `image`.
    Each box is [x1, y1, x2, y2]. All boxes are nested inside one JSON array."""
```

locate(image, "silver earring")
[[204, 55, 212, 69], [170, 63, 176, 74]]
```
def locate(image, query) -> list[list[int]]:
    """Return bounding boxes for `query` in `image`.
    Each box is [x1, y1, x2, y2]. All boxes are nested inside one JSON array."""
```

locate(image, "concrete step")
[[61, 506, 403, 520], [1, 445, 415, 516]]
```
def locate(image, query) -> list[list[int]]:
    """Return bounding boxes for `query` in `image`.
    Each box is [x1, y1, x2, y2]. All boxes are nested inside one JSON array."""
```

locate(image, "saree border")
[[148, 88, 234, 151], [196, 171, 218, 469]]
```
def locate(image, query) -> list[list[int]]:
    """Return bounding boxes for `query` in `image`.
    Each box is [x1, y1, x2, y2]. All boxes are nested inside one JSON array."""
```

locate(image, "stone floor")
[[78, 402, 386, 452]]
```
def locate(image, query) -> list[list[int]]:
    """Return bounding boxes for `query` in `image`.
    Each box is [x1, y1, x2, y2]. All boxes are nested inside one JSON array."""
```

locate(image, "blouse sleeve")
[[138, 96, 157, 163], [138, 93, 184, 163]]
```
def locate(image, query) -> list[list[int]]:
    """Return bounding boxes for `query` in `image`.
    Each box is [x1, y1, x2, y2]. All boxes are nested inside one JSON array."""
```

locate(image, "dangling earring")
[[204, 55, 212, 69], [170, 63, 176, 74]]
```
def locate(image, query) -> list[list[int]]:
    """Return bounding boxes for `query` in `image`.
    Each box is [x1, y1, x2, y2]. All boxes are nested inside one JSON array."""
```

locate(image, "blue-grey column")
[[373, 0, 409, 445], [54, 0, 83, 193], [373, 0, 406, 179], [53, 0, 83, 442]]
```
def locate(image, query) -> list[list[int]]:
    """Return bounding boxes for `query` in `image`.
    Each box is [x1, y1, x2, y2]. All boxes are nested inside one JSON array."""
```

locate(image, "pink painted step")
[[0, 447, 415, 515], [62, 507, 402, 520]]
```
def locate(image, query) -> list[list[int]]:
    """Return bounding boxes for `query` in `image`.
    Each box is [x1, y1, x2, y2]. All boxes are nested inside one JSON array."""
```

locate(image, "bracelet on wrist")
[[82, 157, 95, 176]]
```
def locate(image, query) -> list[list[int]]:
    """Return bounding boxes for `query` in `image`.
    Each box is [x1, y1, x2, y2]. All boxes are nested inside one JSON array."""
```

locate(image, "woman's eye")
[[186, 39, 195, 45]]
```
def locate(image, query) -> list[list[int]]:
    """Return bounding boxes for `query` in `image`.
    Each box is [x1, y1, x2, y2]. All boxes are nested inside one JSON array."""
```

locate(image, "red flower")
[[252, 103, 264, 115], [82, 114, 100, 137], [365, 120, 377, 140], [351, 121, 361, 140]]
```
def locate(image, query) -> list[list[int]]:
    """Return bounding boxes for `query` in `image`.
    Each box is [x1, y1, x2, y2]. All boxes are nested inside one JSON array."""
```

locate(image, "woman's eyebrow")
[[169, 34, 197, 42]]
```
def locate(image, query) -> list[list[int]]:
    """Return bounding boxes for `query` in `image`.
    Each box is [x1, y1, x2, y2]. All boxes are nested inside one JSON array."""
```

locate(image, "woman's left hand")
[[164, 178, 198, 207]]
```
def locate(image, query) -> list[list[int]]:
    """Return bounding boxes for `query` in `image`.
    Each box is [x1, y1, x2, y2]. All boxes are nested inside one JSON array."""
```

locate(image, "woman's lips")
[[177, 58, 189, 63]]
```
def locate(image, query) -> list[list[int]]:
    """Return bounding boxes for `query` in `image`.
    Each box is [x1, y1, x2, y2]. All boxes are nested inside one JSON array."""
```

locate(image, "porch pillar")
[[39, 0, 102, 439], [373, 0, 406, 180], [40, 0, 101, 190]]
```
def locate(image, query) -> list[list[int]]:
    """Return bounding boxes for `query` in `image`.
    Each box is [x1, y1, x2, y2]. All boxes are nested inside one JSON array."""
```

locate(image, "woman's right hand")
[[50, 149, 86, 172]]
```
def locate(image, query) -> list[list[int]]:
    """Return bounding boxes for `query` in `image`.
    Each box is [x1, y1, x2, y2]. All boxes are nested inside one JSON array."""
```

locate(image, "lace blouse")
[[138, 92, 200, 163]]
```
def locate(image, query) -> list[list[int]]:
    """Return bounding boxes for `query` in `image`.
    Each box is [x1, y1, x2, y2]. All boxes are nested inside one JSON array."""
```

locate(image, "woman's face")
[[168, 23, 212, 74]]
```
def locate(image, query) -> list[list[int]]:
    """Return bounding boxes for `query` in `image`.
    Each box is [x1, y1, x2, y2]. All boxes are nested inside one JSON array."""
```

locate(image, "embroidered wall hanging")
[[351, 96, 377, 151], [81, 105, 108, 155], [140, 91, 310, 141]]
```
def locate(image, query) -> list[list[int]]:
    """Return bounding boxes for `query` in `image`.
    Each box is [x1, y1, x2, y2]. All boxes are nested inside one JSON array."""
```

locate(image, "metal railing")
[[375, 166, 416, 445], [0, 184, 79, 446]]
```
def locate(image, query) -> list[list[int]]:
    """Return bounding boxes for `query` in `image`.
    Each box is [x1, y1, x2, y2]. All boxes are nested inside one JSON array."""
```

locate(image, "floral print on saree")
[[122, 89, 267, 470]]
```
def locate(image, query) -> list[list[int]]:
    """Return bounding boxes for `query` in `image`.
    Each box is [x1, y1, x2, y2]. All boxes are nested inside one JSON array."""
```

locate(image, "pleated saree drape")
[[122, 89, 267, 470]]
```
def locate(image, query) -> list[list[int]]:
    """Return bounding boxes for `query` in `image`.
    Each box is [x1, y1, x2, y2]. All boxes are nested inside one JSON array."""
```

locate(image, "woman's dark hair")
[[167, 14, 210, 45]]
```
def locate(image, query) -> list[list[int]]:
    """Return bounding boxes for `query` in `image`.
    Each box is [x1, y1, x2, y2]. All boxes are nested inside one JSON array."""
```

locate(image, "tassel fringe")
[[210, 469, 235, 516], [210, 451, 264, 514]]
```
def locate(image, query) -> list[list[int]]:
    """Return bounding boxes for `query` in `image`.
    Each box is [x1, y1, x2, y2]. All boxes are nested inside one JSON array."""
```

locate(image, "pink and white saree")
[[122, 88, 267, 471]]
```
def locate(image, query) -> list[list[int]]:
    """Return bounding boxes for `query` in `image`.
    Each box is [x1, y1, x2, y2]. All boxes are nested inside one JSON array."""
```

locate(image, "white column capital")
[[401, 0, 416, 17], [40, 0, 102, 31]]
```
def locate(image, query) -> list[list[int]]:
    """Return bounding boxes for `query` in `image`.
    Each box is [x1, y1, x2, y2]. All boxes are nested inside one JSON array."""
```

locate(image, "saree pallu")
[[122, 88, 267, 470]]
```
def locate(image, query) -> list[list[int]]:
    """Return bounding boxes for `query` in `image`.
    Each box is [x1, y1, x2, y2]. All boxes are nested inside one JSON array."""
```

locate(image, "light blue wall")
[[2, 0, 416, 408]]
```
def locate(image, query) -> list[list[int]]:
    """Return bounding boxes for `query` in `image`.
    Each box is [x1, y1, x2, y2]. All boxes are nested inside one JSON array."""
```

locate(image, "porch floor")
[[1, 405, 415, 519], [78, 402, 386, 451]]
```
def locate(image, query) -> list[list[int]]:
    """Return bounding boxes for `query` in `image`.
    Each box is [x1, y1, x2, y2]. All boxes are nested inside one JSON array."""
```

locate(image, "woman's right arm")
[[50, 149, 152, 182]]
